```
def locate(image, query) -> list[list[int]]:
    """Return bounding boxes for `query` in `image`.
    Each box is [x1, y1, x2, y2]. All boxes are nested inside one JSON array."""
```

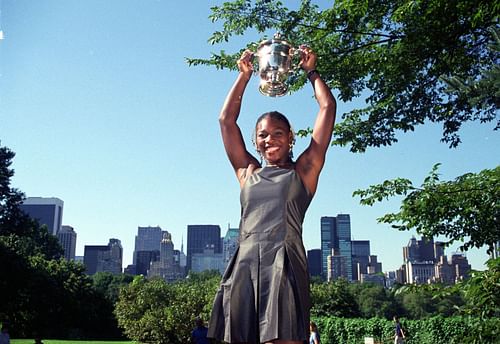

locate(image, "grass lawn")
[[12, 340, 136, 344]]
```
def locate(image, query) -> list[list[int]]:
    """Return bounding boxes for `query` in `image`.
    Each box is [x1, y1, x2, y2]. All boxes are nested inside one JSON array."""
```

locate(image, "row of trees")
[[315, 316, 500, 344], [114, 264, 500, 343]]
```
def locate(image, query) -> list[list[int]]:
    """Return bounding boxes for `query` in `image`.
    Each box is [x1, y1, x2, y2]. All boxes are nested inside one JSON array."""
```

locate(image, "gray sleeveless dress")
[[208, 166, 313, 343]]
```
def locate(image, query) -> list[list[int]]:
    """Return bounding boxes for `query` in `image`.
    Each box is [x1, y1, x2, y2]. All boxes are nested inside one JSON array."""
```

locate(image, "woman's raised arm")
[[296, 48, 337, 196], [219, 50, 260, 184]]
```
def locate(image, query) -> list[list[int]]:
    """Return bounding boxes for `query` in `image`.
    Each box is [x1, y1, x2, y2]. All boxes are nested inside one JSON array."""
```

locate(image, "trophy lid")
[[257, 32, 292, 49]]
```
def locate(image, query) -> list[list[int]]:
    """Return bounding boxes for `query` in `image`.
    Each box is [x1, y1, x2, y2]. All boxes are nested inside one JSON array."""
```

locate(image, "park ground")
[[11, 340, 136, 344]]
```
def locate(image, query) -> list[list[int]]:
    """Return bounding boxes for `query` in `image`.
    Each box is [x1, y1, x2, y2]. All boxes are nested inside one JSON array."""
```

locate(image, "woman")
[[393, 316, 405, 344], [208, 46, 336, 344], [310, 322, 320, 344]]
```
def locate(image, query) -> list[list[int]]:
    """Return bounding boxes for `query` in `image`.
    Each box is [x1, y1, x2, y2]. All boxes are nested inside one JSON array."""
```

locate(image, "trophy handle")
[[247, 42, 260, 74], [251, 51, 259, 75], [291, 44, 309, 74]]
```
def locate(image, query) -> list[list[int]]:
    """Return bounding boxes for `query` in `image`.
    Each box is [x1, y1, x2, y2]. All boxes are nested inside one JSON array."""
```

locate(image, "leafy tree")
[[186, 269, 222, 282], [93, 271, 134, 304], [310, 278, 360, 318], [187, 0, 499, 152], [457, 258, 500, 342], [0, 143, 62, 335], [349, 283, 399, 319], [310, 275, 323, 285], [458, 257, 500, 319], [353, 164, 500, 253], [392, 282, 466, 320], [400, 287, 438, 319], [25, 257, 120, 339], [441, 26, 500, 119], [315, 315, 500, 344], [391, 261, 500, 340], [0, 239, 120, 338], [115, 275, 220, 344]]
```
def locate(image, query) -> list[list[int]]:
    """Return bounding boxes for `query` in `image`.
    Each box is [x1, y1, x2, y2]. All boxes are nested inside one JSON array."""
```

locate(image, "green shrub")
[[313, 316, 500, 344], [114, 275, 219, 344]]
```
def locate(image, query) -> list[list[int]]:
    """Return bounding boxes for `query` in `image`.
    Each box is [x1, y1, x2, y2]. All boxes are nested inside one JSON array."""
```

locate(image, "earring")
[[257, 150, 263, 165], [289, 127, 296, 160]]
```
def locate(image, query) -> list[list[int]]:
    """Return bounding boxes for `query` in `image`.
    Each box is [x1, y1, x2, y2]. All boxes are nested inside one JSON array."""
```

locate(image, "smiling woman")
[[254, 111, 295, 166], [207, 46, 336, 344]]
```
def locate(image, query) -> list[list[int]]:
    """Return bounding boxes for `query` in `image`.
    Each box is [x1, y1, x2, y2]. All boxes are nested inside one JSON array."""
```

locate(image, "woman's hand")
[[299, 45, 317, 72], [237, 50, 254, 79]]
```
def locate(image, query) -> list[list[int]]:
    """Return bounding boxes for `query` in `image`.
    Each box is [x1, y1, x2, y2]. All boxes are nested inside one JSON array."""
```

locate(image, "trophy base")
[[259, 82, 288, 97]]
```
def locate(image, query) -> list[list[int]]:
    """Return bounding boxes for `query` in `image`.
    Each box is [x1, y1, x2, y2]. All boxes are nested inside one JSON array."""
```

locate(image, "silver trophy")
[[255, 33, 303, 97]]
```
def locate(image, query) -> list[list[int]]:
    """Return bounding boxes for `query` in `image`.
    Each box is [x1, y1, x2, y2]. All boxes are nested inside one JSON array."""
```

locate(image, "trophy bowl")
[[255, 33, 300, 97]]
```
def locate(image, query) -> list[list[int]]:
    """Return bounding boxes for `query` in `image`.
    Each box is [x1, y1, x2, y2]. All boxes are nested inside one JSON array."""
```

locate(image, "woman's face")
[[255, 116, 292, 164]]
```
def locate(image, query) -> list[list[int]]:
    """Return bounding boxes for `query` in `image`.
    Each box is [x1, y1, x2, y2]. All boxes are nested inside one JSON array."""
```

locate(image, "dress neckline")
[[264, 162, 295, 170]]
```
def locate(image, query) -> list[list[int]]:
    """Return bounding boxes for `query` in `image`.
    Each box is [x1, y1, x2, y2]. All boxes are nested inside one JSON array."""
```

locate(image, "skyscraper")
[[160, 231, 174, 269], [20, 197, 64, 235], [107, 238, 123, 274], [84, 238, 123, 275], [136, 250, 159, 276], [401, 236, 446, 284], [327, 248, 347, 281], [307, 249, 322, 277], [336, 214, 352, 281], [403, 236, 439, 263], [320, 216, 336, 279], [84, 245, 108, 274], [148, 231, 183, 281], [133, 226, 163, 264], [191, 246, 225, 274], [57, 225, 77, 261], [223, 226, 239, 270], [187, 224, 222, 273], [320, 214, 352, 281], [450, 253, 471, 281], [351, 240, 370, 281]]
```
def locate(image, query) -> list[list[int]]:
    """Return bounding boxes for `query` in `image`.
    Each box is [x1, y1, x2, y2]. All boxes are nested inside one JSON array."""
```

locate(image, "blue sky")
[[1, 0, 498, 271]]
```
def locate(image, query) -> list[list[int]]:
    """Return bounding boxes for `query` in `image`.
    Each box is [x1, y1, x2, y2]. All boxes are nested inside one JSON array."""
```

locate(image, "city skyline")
[[61, 206, 475, 274], [1, 1, 497, 273], [73, 212, 472, 282], [18, 195, 477, 278]]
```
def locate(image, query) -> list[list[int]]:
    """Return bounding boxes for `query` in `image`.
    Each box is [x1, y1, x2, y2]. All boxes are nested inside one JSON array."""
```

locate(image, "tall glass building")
[[307, 249, 322, 277], [320, 216, 336, 279], [57, 225, 77, 261], [20, 197, 64, 235], [336, 214, 352, 281], [351, 240, 370, 281], [133, 226, 163, 265], [186, 224, 221, 273], [320, 214, 353, 281]]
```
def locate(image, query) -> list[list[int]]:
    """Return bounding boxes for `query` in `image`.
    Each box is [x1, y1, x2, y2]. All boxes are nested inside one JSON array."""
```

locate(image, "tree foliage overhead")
[[353, 164, 500, 253], [187, 0, 499, 152]]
